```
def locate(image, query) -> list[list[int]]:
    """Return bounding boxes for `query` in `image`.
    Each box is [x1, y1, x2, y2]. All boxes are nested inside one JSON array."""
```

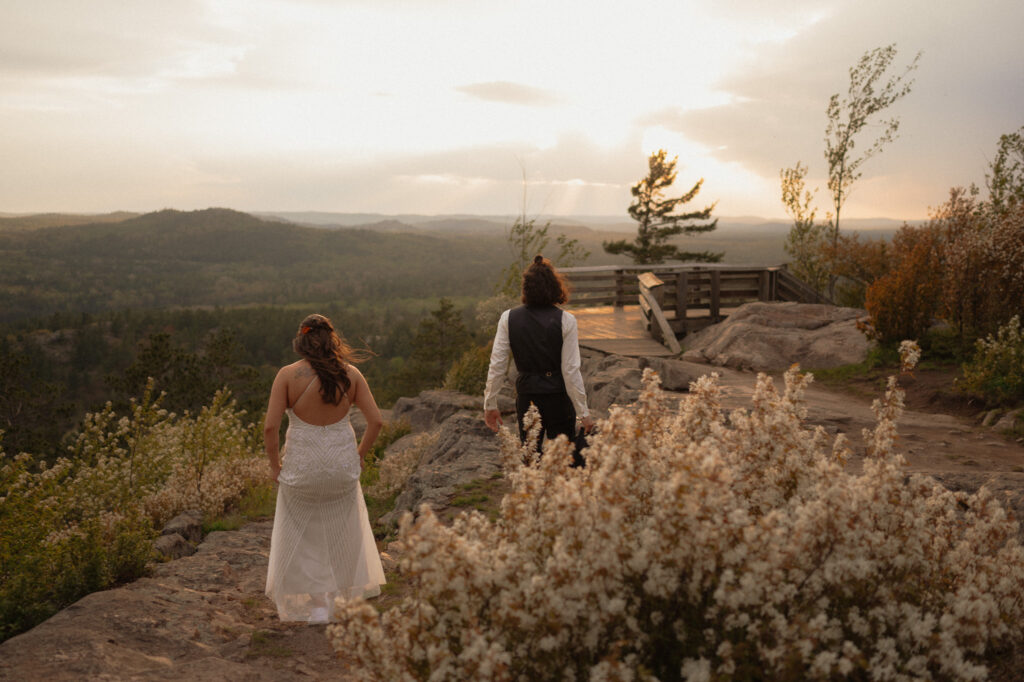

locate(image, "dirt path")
[[741, 365, 1023, 476], [699, 362, 1024, 514]]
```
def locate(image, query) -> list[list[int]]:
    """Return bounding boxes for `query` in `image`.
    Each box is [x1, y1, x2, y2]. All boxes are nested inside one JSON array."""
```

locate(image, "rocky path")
[[698, 361, 1024, 518], [0, 520, 355, 681]]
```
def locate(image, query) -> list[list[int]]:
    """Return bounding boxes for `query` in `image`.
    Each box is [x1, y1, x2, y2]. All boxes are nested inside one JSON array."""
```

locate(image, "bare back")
[[284, 360, 355, 426]]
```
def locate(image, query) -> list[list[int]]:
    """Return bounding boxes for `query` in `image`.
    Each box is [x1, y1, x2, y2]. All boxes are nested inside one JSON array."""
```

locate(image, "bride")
[[263, 314, 386, 624]]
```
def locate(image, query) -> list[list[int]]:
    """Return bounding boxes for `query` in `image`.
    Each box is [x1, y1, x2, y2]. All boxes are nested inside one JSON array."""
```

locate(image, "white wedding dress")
[[265, 381, 385, 622]]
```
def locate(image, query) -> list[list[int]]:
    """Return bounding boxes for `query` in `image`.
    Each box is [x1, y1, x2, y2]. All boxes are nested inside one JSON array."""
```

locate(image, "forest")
[[0, 215, 504, 457], [0, 206, 806, 460]]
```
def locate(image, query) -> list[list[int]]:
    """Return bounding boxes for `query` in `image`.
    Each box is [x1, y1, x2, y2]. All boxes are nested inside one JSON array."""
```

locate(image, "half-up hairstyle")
[[521, 254, 569, 306], [291, 313, 364, 405]]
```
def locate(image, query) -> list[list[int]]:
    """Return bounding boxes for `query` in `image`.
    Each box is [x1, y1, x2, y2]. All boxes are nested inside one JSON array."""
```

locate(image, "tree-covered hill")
[[0, 208, 509, 323], [0, 211, 139, 231]]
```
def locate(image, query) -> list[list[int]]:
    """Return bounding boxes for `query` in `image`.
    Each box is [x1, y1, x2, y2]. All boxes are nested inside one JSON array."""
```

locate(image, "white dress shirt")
[[483, 308, 589, 418]]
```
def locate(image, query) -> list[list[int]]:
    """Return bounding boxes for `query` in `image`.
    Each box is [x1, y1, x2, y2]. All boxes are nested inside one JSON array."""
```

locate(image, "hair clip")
[[301, 326, 312, 335]]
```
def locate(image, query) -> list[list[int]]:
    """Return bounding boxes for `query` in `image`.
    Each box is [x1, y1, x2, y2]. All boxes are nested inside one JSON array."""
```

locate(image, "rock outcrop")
[[681, 301, 871, 372], [380, 411, 504, 527], [392, 389, 490, 433], [0, 521, 354, 681]]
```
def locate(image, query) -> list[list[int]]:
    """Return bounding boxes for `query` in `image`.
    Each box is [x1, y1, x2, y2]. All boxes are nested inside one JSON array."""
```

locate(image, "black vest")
[[508, 305, 565, 395]]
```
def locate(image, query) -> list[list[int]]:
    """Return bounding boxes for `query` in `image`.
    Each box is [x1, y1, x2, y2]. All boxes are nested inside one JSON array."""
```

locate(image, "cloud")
[[664, 0, 1024, 215], [455, 81, 561, 106]]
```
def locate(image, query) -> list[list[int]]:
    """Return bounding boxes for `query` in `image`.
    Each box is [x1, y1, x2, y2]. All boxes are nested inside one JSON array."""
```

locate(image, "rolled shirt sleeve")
[[483, 310, 513, 411], [560, 311, 590, 419]]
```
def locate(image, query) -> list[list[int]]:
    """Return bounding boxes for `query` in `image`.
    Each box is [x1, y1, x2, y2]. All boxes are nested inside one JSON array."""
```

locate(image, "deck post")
[[614, 269, 625, 307], [710, 270, 721, 321], [758, 270, 769, 301], [675, 270, 688, 335]]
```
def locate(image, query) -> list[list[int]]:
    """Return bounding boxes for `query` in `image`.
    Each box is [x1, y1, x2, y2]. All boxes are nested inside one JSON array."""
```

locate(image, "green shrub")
[[0, 381, 265, 642], [443, 343, 491, 396], [960, 315, 1024, 405]]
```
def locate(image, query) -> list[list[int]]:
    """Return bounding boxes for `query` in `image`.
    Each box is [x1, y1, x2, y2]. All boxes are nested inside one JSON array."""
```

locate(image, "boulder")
[[578, 352, 641, 413], [982, 409, 1004, 427], [379, 412, 503, 527], [391, 389, 483, 433], [154, 533, 196, 560], [637, 356, 702, 392], [348, 406, 392, 439], [682, 301, 870, 372], [994, 408, 1024, 433], [162, 509, 203, 544]]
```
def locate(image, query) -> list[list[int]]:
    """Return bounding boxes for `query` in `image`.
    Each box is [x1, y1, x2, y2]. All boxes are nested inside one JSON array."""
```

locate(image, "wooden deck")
[[572, 306, 677, 357], [563, 265, 827, 357]]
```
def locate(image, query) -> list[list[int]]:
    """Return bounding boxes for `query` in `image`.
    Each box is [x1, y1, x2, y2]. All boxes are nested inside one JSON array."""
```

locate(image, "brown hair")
[[291, 314, 364, 405], [521, 254, 569, 306]]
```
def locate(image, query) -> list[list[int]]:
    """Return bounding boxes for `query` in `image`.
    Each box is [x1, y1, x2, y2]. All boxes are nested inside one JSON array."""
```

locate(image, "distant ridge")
[[3, 209, 920, 235], [0, 207, 511, 322], [257, 210, 919, 234], [0, 211, 139, 231]]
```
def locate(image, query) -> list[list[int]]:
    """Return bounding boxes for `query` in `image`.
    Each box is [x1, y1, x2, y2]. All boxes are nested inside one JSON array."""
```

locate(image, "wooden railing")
[[562, 264, 831, 339]]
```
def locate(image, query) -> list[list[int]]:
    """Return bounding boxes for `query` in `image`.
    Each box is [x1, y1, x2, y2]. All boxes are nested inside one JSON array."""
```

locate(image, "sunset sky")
[[1, 0, 1021, 220]]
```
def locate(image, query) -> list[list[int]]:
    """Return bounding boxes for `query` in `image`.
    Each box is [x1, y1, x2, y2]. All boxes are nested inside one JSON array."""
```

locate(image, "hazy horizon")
[[0, 206, 918, 231]]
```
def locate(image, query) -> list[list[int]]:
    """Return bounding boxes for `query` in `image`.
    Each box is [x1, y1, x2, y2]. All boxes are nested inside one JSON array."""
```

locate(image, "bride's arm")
[[264, 367, 289, 482], [350, 366, 383, 467]]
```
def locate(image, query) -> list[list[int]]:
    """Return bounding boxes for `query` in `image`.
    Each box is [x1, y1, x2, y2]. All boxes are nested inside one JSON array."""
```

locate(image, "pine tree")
[[409, 298, 472, 388], [603, 149, 721, 264]]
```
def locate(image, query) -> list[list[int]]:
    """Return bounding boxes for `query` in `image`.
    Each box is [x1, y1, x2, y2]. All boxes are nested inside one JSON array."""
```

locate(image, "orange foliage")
[[863, 225, 945, 342], [864, 187, 1024, 344], [826, 232, 894, 307]]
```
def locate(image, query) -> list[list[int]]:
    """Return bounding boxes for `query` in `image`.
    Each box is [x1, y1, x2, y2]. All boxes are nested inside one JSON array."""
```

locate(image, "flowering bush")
[[366, 430, 436, 500], [940, 190, 1024, 341], [0, 381, 264, 641], [328, 366, 1024, 681], [960, 315, 1024, 405]]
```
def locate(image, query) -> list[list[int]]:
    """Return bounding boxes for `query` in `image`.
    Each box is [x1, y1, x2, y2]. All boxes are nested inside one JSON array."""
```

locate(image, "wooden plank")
[[710, 270, 721, 321], [674, 270, 688, 329], [578, 338, 676, 357], [573, 305, 649, 340], [638, 294, 654, 325], [638, 273, 665, 309], [637, 271, 665, 290], [568, 295, 621, 306], [639, 288, 682, 354]]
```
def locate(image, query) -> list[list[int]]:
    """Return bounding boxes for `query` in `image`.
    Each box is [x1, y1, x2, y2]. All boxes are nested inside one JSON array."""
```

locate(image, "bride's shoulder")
[[277, 360, 311, 379]]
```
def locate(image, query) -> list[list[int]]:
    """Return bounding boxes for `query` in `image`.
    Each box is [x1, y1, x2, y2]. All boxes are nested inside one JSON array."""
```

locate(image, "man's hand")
[[580, 415, 595, 435], [484, 409, 503, 432]]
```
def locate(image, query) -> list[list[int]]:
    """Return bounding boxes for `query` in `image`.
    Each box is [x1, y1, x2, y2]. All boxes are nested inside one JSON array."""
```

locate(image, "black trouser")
[[516, 392, 585, 467]]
